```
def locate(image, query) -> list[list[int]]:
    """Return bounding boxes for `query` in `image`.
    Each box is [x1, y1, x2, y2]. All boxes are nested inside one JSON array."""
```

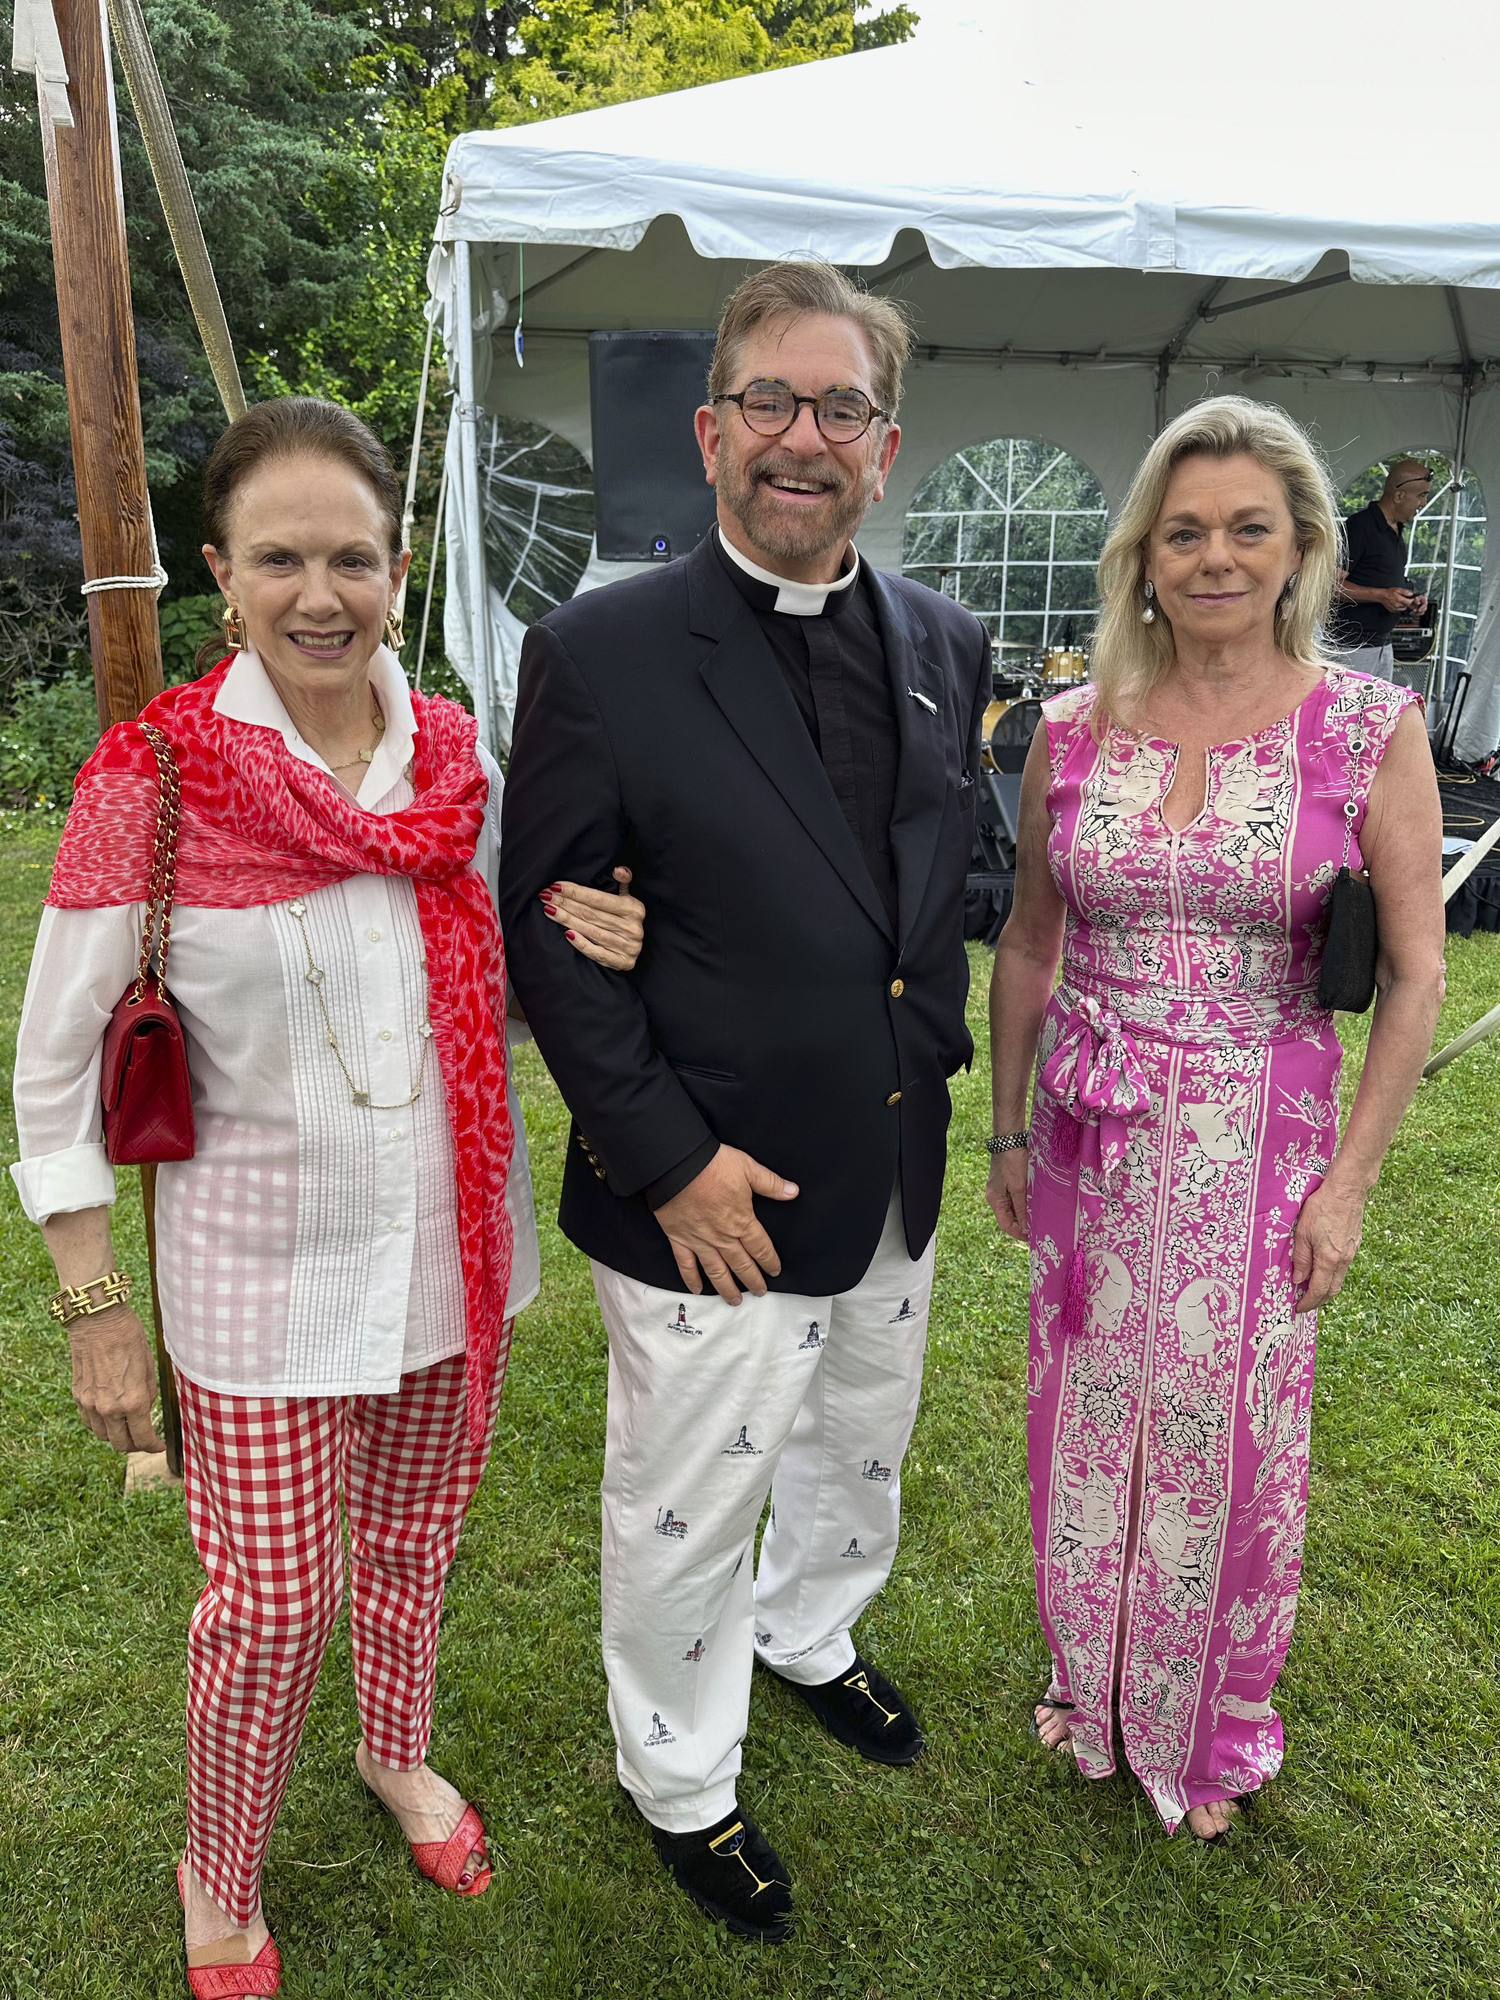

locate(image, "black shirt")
[[642, 528, 902, 1211], [1329, 500, 1409, 649], [712, 527, 901, 929]]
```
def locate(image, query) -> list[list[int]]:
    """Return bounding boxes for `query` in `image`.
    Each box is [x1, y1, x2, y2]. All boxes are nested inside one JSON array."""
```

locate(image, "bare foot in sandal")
[[1033, 1699, 1075, 1751], [355, 1741, 487, 1882], [180, 1860, 272, 1972], [1185, 1799, 1240, 1840]]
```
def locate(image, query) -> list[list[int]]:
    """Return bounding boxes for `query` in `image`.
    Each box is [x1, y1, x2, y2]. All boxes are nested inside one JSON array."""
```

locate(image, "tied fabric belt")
[[1036, 991, 1152, 1349], [1038, 992, 1150, 1191]]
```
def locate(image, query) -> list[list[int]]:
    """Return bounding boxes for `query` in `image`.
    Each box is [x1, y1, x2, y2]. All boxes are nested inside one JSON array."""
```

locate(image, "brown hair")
[[196, 397, 403, 669], [707, 262, 914, 418]]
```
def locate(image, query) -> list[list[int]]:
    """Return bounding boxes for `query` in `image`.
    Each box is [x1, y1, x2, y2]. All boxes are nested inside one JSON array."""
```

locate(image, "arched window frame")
[[902, 436, 1108, 656]]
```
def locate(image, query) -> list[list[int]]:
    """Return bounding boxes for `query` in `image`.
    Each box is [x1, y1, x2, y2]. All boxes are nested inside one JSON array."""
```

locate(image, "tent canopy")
[[429, 3, 1500, 755]]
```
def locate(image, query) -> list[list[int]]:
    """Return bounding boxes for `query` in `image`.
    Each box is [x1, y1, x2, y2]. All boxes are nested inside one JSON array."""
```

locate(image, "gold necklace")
[[357, 708, 386, 764], [286, 898, 432, 1109]]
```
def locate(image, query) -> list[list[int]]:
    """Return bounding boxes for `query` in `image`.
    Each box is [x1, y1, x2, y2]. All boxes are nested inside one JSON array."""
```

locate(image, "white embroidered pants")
[[591, 1190, 934, 1833]]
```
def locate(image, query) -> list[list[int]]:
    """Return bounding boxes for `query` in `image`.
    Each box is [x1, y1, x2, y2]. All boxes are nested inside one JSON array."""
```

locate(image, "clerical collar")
[[715, 526, 860, 616]]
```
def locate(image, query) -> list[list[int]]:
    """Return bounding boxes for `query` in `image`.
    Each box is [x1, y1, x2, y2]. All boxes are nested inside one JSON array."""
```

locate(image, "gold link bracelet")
[[48, 1269, 133, 1327]]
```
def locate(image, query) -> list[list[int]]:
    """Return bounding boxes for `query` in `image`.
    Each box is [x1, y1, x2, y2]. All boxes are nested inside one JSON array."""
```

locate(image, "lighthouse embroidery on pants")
[[654, 1507, 689, 1539], [889, 1296, 918, 1323], [668, 1302, 703, 1337], [644, 1712, 676, 1746], [721, 1426, 763, 1457], [840, 1537, 866, 1559], [798, 1319, 825, 1349]]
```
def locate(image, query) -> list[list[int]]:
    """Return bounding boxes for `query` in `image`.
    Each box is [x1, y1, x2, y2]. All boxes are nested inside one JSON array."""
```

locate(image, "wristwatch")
[[987, 1131, 1029, 1155]]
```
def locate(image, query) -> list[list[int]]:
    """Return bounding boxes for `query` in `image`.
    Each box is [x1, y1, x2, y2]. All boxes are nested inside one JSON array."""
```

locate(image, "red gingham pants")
[[178, 1344, 506, 1925]]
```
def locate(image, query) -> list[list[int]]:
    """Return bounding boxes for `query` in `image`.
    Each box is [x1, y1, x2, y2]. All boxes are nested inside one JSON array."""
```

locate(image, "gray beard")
[[717, 449, 879, 568]]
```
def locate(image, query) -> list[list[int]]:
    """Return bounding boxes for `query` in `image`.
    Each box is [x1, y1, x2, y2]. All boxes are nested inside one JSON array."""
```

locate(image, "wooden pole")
[[37, 0, 181, 1478]]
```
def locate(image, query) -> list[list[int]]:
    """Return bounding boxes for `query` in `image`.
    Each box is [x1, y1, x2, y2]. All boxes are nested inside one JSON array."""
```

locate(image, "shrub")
[[0, 672, 100, 809]]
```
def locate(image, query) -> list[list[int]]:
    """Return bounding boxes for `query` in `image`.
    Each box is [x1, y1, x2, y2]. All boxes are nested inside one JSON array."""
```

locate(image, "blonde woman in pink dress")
[[986, 398, 1445, 1840]]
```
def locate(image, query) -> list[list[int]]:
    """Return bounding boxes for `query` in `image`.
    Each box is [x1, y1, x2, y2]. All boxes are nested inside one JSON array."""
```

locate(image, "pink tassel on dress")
[[1060, 1242, 1087, 1345]]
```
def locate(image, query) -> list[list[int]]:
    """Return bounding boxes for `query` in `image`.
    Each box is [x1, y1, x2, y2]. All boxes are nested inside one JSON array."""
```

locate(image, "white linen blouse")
[[10, 645, 540, 1398]]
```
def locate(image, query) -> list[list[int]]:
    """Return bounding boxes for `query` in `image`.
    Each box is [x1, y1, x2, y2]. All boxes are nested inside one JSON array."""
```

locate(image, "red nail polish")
[[566, 929, 577, 940]]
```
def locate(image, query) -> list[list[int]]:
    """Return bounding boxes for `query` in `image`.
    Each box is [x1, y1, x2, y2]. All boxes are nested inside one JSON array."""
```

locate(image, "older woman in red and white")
[[12, 398, 643, 1996]]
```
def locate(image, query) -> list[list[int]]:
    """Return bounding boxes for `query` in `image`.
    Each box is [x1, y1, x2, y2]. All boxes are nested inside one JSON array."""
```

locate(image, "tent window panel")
[[903, 436, 1107, 650], [477, 417, 595, 628], [903, 516, 959, 568]]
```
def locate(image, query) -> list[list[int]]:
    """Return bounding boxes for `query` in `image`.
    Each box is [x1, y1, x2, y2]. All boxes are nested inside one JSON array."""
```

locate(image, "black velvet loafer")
[[773, 1654, 924, 1765], [648, 1807, 793, 1942]]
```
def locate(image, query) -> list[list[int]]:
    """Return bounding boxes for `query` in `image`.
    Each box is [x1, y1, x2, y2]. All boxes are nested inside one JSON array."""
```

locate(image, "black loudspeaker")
[[589, 330, 719, 561]]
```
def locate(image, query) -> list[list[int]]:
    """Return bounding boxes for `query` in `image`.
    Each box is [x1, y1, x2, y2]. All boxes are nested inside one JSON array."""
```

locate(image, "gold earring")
[[385, 608, 405, 652], [222, 602, 245, 650]]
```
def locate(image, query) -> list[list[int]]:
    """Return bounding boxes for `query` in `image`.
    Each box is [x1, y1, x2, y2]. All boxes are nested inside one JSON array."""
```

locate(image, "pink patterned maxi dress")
[[1026, 665, 1419, 1831]]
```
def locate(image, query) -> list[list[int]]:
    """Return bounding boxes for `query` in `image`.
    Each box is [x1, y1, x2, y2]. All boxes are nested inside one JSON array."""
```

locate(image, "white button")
[[389, 1219, 403, 1232], [378, 1028, 393, 1042], [388, 1130, 402, 1144], [367, 928, 382, 943]]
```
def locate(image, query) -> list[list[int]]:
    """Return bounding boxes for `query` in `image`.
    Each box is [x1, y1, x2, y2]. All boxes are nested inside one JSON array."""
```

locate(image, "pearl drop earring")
[[1142, 580, 1156, 625]]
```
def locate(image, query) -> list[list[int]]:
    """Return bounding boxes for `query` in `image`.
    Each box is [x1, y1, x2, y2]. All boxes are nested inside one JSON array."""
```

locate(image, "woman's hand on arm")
[[42, 1205, 164, 1454], [539, 866, 646, 971], [986, 728, 1067, 1242], [1295, 705, 1446, 1312]]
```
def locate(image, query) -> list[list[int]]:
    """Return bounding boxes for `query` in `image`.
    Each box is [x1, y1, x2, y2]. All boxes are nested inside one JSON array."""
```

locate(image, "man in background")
[[1328, 458, 1432, 679]]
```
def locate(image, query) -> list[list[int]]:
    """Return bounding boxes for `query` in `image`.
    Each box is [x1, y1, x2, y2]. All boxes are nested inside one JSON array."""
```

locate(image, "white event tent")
[[427, 1, 1500, 758]]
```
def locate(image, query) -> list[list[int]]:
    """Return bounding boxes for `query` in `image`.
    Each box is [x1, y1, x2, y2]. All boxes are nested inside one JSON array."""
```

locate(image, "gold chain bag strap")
[[99, 721, 197, 1162]]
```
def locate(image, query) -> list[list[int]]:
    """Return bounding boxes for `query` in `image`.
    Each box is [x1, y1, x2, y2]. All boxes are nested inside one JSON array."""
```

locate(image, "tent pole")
[[1422, 997, 1500, 1079], [34, 0, 179, 1481], [453, 240, 493, 754], [413, 459, 448, 693], [392, 311, 437, 650], [1427, 377, 1473, 710]]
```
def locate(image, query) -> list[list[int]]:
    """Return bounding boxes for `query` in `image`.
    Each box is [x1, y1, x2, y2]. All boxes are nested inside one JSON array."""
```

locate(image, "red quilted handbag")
[[100, 721, 196, 1164]]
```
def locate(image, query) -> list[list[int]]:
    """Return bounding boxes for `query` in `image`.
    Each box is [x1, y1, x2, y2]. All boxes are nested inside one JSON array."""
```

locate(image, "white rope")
[[81, 564, 168, 596]]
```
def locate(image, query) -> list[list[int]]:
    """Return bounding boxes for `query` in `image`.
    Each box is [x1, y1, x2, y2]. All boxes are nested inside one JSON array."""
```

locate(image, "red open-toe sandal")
[[176, 1865, 281, 1998], [408, 1803, 493, 1896]]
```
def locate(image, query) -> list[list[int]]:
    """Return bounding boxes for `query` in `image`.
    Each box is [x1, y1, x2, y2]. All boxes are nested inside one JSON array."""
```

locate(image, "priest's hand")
[[70, 1305, 165, 1455], [655, 1145, 799, 1304]]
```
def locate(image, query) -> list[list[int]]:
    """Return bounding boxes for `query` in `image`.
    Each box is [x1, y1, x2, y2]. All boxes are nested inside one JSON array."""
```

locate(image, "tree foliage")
[[0, 0, 916, 709]]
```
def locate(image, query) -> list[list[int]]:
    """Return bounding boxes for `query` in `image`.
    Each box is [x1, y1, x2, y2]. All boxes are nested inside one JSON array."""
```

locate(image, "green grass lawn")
[[0, 816, 1496, 1998]]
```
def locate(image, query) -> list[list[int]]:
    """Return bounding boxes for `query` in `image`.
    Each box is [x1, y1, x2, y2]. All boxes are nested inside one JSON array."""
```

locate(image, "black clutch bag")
[[1317, 712, 1379, 1013], [1318, 864, 1378, 1011]]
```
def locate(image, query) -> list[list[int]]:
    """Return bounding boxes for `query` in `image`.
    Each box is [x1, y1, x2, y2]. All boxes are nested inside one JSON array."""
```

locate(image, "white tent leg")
[[414, 460, 447, 692], [1423, 998, 1500, 1079], [453, 239, 494, 753], [392, 311, 438, 646]]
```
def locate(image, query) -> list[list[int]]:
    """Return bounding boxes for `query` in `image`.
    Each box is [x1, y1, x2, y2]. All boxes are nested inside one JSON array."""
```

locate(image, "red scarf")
[[48, 659, 514, 1443]]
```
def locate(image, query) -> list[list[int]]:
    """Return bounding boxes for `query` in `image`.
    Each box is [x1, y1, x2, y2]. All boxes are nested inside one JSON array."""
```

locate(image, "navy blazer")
[[497, 531, 990, 1294]]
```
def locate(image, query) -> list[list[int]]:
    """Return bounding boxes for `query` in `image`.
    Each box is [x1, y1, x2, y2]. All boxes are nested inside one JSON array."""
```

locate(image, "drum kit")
[[981, 637, 1092, 770]]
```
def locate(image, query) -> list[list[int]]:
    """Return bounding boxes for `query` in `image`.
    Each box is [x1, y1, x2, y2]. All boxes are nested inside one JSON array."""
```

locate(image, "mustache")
[[749, 453, 851, 495]]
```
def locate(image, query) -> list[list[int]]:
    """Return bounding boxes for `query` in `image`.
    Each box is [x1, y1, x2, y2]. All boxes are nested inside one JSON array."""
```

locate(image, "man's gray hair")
[[708, 262, 914, 418]]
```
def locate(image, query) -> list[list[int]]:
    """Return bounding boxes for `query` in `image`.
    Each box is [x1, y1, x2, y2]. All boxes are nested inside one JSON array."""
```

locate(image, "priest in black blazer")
[[498, 262, 989, 1944]]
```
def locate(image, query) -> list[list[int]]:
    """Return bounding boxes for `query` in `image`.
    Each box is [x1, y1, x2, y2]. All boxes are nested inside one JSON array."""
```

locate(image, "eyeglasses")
[[714, 379, 889, 444]]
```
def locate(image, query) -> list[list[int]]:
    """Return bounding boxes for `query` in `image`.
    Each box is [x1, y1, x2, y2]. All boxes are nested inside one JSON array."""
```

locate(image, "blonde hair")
[[1091, 396, 1342, 733], [708, 262, 914, 418]]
